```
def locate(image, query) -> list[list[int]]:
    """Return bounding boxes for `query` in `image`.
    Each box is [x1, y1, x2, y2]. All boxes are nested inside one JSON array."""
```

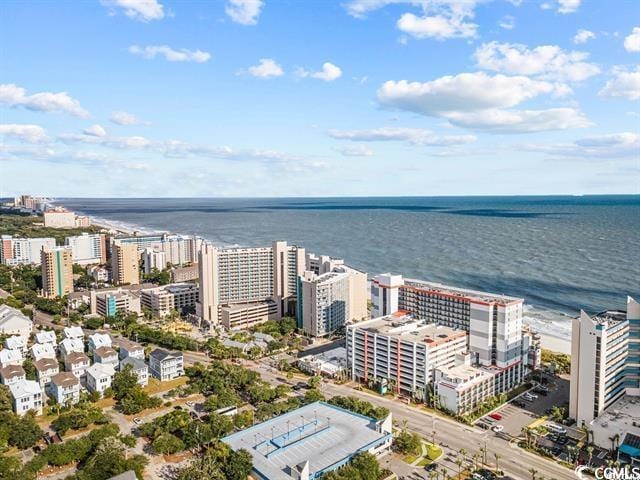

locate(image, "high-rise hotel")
[[371, 274, 526, 392], [41, 246, 73, 298], [570, 297, 640, 425], [110, 241, 140, 286], [197, 241, 305, 328]]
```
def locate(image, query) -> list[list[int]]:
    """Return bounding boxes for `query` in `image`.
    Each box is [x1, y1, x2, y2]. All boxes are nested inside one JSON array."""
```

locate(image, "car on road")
[[133, 418, 142, 424], [292, 385, 301, 391], [488, 412, 502, 420], [186, 401, 195, 407], [492, 425, 504, 433], [424, 463, 438, 472], [513, 400, 526, 407], [476, 469, 498, 480], [523, 392, 538, 401]]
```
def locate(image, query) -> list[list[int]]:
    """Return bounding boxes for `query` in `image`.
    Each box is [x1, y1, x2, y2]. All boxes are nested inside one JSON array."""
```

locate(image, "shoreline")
[[57, 201, 576, 354]]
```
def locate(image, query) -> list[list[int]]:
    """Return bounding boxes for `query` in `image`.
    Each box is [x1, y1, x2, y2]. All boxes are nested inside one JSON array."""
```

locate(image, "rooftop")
[[35, 330, 57, 344], [437, 363, 494, 390], [95, 346, 117, 358], [120, 356, 147, 371], [591, 310, 628, 325], [590, 394, 640, 453], [51, 372, 79, 388], [87, 363, 115, 378], [0, 364, 25, 379], [63, 326, 84, 339], [222, 401, 391, 480], [9, 379, 41, 397], [34, 357, 59, 372], [150, 348, 182, 361], [400, 277, 523, 305], [65, 351, 89, 364], [351, 313, 467, 346]]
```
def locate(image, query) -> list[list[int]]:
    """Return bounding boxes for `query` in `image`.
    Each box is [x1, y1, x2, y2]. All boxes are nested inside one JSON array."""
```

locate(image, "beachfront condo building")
[[298, 265, 368, 337], [371, 274, 526, 391], [65, 233, 106, 265], [43, 207, 76, 228], [346, 313, 468, 399], [0, 235, 56, 266], [140, 283, 199, 317], [197, 241, 305, 327], [41, 246, 73, 298], [570, 309, 630, 425], [111, 241, 140, 285], [626, 296, 640, 389], [142, 247, 167, 274], [114, 233, 202, 267]]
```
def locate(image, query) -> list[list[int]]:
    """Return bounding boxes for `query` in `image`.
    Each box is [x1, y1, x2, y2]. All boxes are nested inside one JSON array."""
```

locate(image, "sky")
[[0, 0, 639, 197]]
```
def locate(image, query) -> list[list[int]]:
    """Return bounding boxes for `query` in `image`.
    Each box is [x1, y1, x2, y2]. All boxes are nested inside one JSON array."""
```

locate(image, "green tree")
[[152, 433, 185, 455], [8, 413, 43, 449], [394, 430, 422, 455], [223, 449, 253, 480]]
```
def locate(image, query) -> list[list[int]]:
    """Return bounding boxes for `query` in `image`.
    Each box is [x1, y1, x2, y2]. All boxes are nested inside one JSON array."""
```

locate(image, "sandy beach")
[[538, 333, 571, 355]]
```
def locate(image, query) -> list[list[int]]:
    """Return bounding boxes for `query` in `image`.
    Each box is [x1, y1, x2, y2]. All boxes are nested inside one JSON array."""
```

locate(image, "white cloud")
[[297, 62, 342, 82], [225, 0, 264, 25], [377, 72, 591, 133], [598, 66, 640, 101], [110, 111, 146, 125], [474, 42, 600, 82], [83, 124, 107, 137], [523, 132, 640, 159], [499, 15, 515, 30], [557, 0, 580, 14], [573, 29, 595, 44], [100, 0, 165, 22], [0, 144, 55, 161], [327, 127, 476, 145], [129, 45, 211, 63], [344, 0, 479, 40], [58, 133, 153, 150], [624, 27, 640, 53], [0, 83, 89, 117], [0, 124, 49, 144], [247, 58, 284, 78], [335, 145, 375, 157]]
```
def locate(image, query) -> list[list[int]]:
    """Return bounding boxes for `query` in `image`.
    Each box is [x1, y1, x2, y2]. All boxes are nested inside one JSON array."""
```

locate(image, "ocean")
[[57, 195, 640, 342]]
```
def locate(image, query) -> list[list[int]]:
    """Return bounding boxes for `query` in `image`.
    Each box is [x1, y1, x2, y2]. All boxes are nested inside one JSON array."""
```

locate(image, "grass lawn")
[[426, 443, 443, 460], [143, 376, 188, 395], [403, 453, 420, 464], [416, 457, 432, 467]]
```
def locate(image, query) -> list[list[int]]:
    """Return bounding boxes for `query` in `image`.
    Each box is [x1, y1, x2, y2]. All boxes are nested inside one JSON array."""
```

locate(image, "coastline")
[[58, 200, 575, 355]]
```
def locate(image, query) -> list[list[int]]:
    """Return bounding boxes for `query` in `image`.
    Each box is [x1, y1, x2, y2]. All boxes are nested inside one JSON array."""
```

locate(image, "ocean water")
[[58, 196, 640, 341]]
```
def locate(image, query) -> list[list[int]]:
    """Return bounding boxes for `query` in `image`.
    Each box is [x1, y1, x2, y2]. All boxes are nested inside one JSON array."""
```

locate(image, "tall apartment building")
[[41, 246, 73, 298], [371, 274, 525, 388], [298, 266, 368, 337], [197, 241, 305, 326], [0, 235, 56, 266], [140, 283, 199, 317], [110, 241, 140, 285], [114, 233, 201, 266], [346, 313, 468, 398], [306, 254, 345, 275], [65, 233, 106, 265], [570, 307, 633, 425], [626, 296, 640, 389], [13, 195, 46, 212], [142, 248, 167, 274]]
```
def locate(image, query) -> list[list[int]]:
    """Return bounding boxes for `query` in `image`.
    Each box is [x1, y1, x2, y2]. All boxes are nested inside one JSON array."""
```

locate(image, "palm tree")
[[479, 444, 487, 466], [472, 453, 479, 471], [586, 445, 594, 467], [529, 467, 538, 480], [432, 429, 437, 446], [440, 467, 448, 480], [455, 458, 463, 478], [494, 452, 501, 474]]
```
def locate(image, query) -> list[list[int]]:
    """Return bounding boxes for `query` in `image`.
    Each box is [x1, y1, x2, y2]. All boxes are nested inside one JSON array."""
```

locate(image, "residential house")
[[64, 352, 90, 382], [94, 346, 118, 368], [35, 358, 59, 389], [9, 379, 42, 415], [4, 336, 27, 356], [62, 326, 84, 340], [0, 305, 32, 338], [35, 330, 57, 346], [119, 357, 149, 387], [0, 365, 26, 386], [60, 338, 84, 359], [118, 339, 144, 360], [49, 372, 80, 406], [149, 349, 183, 381], [86, 363, 115, 396], [0, 349, 23, 368], [88, 332, 112, 355], [31, 343, 56, 361]]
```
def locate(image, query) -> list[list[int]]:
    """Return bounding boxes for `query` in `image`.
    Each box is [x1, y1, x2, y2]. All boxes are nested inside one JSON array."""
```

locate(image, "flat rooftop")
[[352, 313, 467, 346], [590, 394, 640, 452], [222, 401, 390, 480], [592, 310, 628, 325], [403, 278, 523, 305]]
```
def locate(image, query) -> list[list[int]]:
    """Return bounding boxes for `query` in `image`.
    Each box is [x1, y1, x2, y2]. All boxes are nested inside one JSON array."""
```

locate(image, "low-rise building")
[[93, 289, 142, 318], [298, 347, 347, 378], [4, 335, 27, 355], [118, 339, 144, 360], [35, 357, 59, 389], [0, 305, 33, 338], [94, 346, 118, 368], [0, 235, 55, 266], [9, 379, 42, 415], [60, 338, 85, 359], [119, 357, 149, 387], [43, 207, 76, 228], [588, 394, 640, 463], [86, 363, 115, 396], [0, 349, 23, 368], [64, 352, 90, 382], [62, 326, 84, 340], [140, 283, 199, 318], [220, 300, 278, 330], [435, 355, 496, 416], [88, 332, 112, 354], [35, 330, 57, 346], [88, 265, 109, 283], [0, 364, 26, 386], [170, 264, 199, 283], [31, 343, 57, 361], [49, 372, 81, 406], [149, 348, 183, 381]]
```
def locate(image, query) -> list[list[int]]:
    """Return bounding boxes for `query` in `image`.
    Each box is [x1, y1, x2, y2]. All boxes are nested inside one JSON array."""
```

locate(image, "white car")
[[133, 417, 142, 425], [186, 401, 195, 407], [492, 425, 504, 433], [525, 392, 539, 399]]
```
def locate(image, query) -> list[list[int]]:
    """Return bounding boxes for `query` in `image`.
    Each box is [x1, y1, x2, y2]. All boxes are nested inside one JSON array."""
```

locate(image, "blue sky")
[[0, 0, 638, 197]]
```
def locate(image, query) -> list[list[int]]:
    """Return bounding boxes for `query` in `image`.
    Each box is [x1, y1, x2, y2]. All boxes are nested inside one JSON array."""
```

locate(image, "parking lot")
[[476, 375, 570, 438]]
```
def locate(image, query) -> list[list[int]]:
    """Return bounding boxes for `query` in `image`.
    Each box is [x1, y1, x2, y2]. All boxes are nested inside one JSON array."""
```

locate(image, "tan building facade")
[[41, 246, 73, 298], [111, 241, 140, 285]]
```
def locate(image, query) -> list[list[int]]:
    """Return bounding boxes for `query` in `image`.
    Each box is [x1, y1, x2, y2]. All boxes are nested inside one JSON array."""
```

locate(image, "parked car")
[[489, 412, 502, 421], [513, 400, 526, 407], [492, 425, 504, 433], [186, 401, 195, 407], [424, 463, 438, 472], [133, 418, 142, 425]]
